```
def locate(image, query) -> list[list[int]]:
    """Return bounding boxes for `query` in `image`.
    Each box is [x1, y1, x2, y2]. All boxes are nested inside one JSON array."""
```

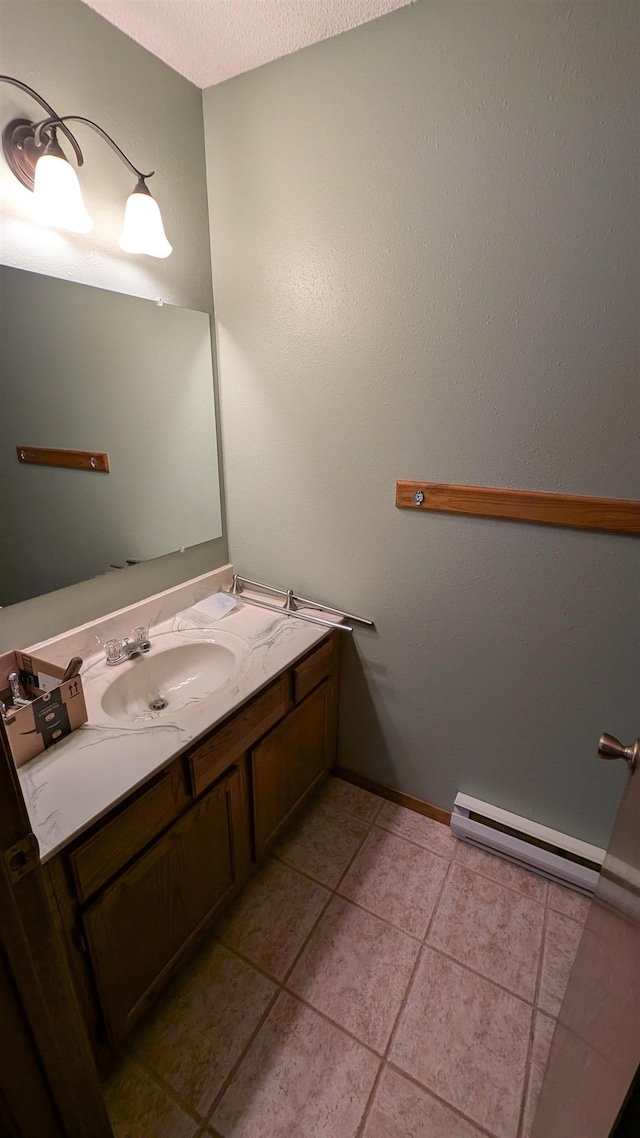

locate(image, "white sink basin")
[[97, 631, 248, 724]]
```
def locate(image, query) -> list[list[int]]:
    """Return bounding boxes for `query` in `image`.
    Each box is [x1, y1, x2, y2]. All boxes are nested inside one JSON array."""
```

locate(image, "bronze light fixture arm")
[[2, 74, 172, 256], [0, 74, 83, 166], [33, 115, 154, 183]]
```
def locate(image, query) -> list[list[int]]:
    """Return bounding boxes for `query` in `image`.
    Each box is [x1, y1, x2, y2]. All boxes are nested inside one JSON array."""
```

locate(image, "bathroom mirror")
[[0, 265, 222, 607]]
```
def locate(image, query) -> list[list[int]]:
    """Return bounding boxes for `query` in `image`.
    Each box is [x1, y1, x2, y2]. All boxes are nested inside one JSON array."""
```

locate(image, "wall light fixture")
[[1, 75, 172, 258]]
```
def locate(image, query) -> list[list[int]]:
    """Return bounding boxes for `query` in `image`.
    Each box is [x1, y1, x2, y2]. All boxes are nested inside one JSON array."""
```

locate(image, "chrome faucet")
[[104, 627, 151, 666]]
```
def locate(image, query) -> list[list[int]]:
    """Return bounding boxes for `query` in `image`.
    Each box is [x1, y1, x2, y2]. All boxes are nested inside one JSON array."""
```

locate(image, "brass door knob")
[[598, 734, 639, 773]]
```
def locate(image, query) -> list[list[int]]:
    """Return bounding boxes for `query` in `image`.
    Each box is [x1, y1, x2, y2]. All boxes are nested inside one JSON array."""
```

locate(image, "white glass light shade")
[[118, 187, 172, 258], [32, 152, 93, 234]]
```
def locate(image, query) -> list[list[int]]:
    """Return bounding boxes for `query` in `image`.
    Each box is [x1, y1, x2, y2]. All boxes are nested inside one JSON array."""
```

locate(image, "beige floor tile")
[[391, 947, 532, 1138], [454, 842, 548, 903], [216, 857, 329, 980], [315, 775, 384, 822], [131, 939, 276, 1116], [288, 895, 419, 1052], [537, 909, 584, 1017], [211, 991, 380, 1138], [546, 881, 591, 924], [362, 1065, 488, 1137], [427, 863, 545, 1001], [104, 1055, 199, 1138], [339, 826, 449, 938], [521, 1012, 556, 1138], [273, 796, 369, 887], [377, 802, 456, 859]]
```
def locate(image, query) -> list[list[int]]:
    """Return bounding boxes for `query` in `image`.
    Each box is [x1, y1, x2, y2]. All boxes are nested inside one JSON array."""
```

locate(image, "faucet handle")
[[105, 638, 122, 663], [132, 626, 151, 651]]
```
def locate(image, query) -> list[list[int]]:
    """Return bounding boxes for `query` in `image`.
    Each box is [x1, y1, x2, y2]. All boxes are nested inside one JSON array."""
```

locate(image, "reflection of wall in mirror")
[[0, 266, 222, 607]]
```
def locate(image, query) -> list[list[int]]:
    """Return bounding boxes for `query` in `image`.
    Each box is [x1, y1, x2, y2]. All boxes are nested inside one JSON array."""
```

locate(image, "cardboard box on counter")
[[0, 650, 88, 767]]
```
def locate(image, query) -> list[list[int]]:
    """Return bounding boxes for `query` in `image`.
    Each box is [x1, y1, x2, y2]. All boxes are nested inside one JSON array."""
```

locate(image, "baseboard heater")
[[451, 793, 605, 894]]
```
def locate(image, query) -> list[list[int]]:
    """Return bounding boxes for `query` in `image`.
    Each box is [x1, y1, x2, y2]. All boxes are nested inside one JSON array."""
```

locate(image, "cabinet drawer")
[[293, 636, 335, 703], [70, 764, 187, 903], [189, 675, 288, 798]]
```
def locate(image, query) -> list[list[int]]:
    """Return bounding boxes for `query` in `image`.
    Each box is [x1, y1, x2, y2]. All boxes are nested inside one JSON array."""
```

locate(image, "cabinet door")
[[82, 767, 245, 1045], [252, 679, 333, 857]]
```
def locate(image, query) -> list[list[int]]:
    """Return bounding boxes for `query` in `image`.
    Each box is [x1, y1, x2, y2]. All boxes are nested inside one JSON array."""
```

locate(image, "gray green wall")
[[203, 0, 639, 846], [0, 0, 227, 649]]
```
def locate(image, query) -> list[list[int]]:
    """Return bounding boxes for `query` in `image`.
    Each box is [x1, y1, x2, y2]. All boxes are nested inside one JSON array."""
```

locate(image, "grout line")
[[330, 804, 383, 893], [317, 797, 384, 829], [124, 788, 558, 1138], [421, 940, 541, 1010], [354, 853, 457, 1138], [205, 982, 282, 1122], [353, 1058, 385, 1138], [133, 914, 542, 1137], [202, 802, 379, 1125], [280, 808, 376, 988], [543, 906, 585, 933], [269, 796, 379, 888], [390, 855, 455, 1040], [546, 899, 589, 922], [219, 792, 545, 1136], [516, 904, 550, 1138], [203, 971, 384, 1121], [311, 788, 382, 830], [204, 799, 392, 1127], [452, 863, 547, 908], [420, 854, 549, 1007], [265, 855, 348, 896], [374, 818, 458, 861], [128, 1050, 209, 1129], [422, 851, 456, 942], [452, 844, 550, 905], [331, 889, 424, 943], [372, 818, 561, 914], [202, 1124, 224, 1138], [366, 822, 453, 869], [533, 906, 549, 1015], [212, 934, 293, 987], [545, 885, 592, 923], [384, 1063, 500, 1138], [324, 795, 385, 828], [328, 774, 387, 821], [277, 988, 384, 1060], [199, 795, 384, 1124]]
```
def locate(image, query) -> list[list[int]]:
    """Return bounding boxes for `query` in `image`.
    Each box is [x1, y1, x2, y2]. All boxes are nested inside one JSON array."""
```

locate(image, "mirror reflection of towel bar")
[[227, 574, 375, 634], [17, 445, 109, 472]]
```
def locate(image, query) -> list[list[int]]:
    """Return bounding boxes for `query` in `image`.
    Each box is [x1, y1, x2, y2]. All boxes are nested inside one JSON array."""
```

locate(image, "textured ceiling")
[[80, 0, 414, 88]]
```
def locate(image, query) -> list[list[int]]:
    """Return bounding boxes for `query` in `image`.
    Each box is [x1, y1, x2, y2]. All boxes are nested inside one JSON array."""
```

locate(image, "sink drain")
[[149, 697, 168, 711]]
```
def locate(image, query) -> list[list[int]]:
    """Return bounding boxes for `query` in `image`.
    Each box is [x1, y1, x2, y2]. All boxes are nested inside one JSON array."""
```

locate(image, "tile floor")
[[104, 777, 591, 1138]]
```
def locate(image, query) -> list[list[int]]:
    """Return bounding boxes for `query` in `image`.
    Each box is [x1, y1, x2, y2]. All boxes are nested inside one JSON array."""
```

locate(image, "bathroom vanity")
[[13, 566, 341, 1068]]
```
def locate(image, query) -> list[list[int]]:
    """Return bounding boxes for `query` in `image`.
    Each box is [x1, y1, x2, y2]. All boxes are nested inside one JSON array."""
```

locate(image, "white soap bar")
[[191, 591, 240, 621]]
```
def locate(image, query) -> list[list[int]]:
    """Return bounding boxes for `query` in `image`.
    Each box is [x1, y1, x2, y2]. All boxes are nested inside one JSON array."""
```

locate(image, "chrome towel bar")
[[228, 574, 375, 633]]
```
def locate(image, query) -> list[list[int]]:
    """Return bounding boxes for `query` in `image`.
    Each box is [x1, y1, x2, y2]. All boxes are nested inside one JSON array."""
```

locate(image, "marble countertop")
[[17, 565, 334, 863]]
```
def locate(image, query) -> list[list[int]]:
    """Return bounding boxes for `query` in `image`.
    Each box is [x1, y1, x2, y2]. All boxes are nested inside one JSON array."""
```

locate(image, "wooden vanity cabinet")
[[188, 674, 288, 798], [43, 631, 340, 1063], [83, 765, 248, 1045], [252, 631, 340, 857], [252, 680, 333, 856]]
